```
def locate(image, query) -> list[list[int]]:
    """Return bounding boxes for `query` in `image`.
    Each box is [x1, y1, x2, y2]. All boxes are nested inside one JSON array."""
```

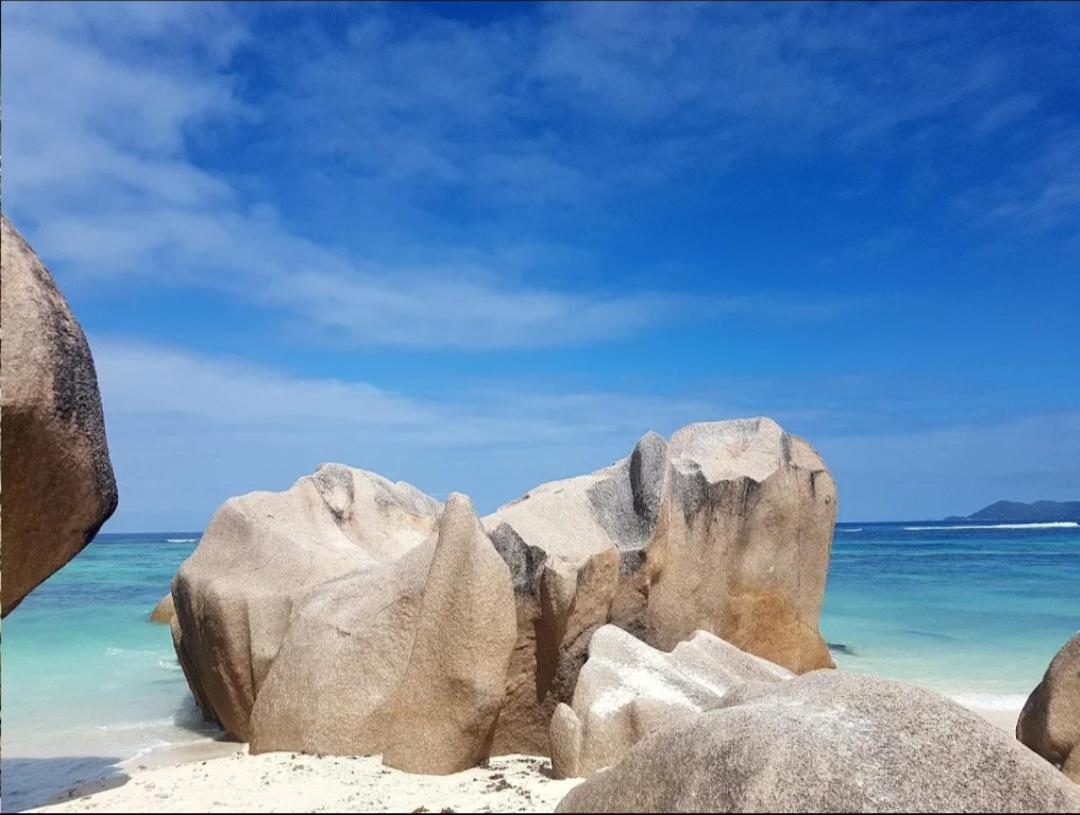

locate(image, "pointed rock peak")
[[629, 431, 667, 522]]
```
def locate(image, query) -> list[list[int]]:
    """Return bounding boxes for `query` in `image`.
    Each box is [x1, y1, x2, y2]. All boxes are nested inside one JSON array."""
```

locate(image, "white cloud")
[[11, 1, 1055, 353], [91, 338, 728, 528], [94, 338, 1080, 529], [0, 3, 690, 349], [94, 339, 436, 429]]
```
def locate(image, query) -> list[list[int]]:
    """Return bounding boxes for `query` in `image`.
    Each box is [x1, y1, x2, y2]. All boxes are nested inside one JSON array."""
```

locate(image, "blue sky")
[[3, 1, 1079, 529]]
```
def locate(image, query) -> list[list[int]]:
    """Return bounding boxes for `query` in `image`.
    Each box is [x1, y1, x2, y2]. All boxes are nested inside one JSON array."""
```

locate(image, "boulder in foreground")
[[556, 671, 1080, 813], [248, 493, 517, 773], [551, 625, 791, 778], [172, 468, 516, 774], [1018, 630, 1080, 783], [0, 217, 118, 616]]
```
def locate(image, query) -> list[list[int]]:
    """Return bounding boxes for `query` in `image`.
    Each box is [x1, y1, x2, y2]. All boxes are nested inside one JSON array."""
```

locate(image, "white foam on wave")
[[838, 528, 863, 533], [95, 717, 176, 733], [106, 647, 172, 658], [166, 537, 198, 543], [903, 522, 1079, 531], [951, 693, 1028, 712]]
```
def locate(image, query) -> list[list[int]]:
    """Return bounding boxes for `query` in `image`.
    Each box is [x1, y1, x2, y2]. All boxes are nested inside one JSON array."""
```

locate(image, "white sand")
[[26, 698, 1022, 813], [29, 749, 582, 814], [963, 701, 1023, 734]]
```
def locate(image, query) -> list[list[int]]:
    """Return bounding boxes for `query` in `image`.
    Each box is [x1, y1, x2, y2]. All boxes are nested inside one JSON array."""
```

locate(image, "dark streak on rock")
[[490, 522, 547, 596]]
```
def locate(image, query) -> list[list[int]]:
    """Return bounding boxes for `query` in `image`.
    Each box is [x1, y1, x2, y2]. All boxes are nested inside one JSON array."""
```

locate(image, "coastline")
[[24, 695, 1021, 814], [7, 524, 1070, 813], [28, 752, 582, 814], [960, 697, 1024, 734]]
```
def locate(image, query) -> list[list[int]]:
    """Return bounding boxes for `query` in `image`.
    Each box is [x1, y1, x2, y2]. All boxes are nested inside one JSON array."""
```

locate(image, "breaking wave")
[[903, 522, 1079, 531]]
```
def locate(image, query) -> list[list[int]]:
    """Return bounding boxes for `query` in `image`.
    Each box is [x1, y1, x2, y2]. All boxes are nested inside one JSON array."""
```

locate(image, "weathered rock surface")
[[172, 465, 515, 773], [1018, 630, 1080, 783], [484, 417, 835, 755], [550, 625, 792, 778], [173, 417, 835, 769], [149, 592, 175, 624], [557, 671, 1080, 813], [1, 217, 118, 616], [248, 493, 516, 773]]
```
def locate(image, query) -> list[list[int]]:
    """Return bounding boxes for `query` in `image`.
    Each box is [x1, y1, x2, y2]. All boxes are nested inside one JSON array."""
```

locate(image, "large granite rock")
[[557, 672, 1080, 813], [1, 217, 118, 616], [484, 417, 835, 755], [173, 417, 835, 768], [172, 465, 516, 774], [550, 625, 792, 778], [248, 493, 517, 773], [1018, 631, 1080, 783]]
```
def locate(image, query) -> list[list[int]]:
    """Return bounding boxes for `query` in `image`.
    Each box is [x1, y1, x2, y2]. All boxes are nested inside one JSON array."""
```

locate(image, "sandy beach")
[[24, 699, 1017, 814], [28, 751, 582, 814]]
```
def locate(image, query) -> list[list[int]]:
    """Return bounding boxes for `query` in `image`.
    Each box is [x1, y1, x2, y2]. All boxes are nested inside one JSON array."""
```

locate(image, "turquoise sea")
[[2, 522, 1079, 811]]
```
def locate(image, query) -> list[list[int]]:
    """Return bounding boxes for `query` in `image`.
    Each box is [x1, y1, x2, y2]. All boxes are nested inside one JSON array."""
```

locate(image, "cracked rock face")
[[1018, 631, 1080, 783], [1, 217, 118, 616], [172, 417, 836, 770], [556, 672, 1080, 813], [484, 417, 836, 755], [550, 625, 793, 779]]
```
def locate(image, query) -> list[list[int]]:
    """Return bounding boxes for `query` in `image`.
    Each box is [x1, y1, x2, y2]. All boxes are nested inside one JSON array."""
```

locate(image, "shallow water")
[[2, 523, 1078, 810], [0, 534, 222, 812], [822, 522, 1080, 695]]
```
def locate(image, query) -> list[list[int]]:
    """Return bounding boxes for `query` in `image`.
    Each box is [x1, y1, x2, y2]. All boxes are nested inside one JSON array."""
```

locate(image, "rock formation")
[[1018, 631, 1080, 783], [247, 493, 517, 773], [173, 417, 836, 768], [550, 625, 792, 778], [556, 672, 1080, 813], [1, 217, 118, 616], [149, 592, 175, 624], [172, 465, 516, 774], [485, 417, 835, 754]]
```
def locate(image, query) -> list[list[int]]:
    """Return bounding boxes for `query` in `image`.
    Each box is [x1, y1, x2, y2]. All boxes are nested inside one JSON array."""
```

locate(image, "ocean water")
[[2, 523, 1079, 810], [0, 534, 221, 812]]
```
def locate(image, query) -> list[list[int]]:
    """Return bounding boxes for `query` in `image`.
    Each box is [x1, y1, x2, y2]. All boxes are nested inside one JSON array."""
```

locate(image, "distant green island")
[[948, 500, 1080, 522]]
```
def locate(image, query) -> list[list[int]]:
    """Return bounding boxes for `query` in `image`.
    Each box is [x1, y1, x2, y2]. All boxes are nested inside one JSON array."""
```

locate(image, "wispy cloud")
[[94, 337, 725, 448], [1, 4, 699, 349], [7, 1, 1068, 355], [958, 127, 1080, 235], [94, 337, 1080, 528], [258, 3, 1053, 201], [92, 338, 729, 527]]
